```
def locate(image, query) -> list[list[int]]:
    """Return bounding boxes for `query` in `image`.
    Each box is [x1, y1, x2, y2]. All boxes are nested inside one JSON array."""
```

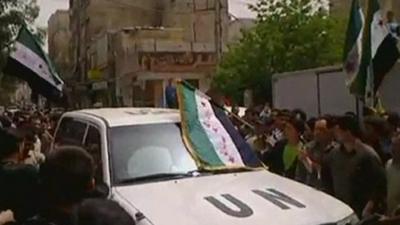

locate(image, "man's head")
[[313, 117, 334, 144], [274, 109, 292, 130], [391, 134, 400, 162], [363, 116, 390, 140], [335, 115, 361, 144], [49, 113, 62, 133], [73, 199, 135, 225], [292, 109, 307, 122], [0, 128, 24, 161], [30, 116, 40, 127], [20, 126, 37, 159], [284, 117, 305, 144], [40, 146, 95, 205], [167, 78, 174, 86], [244, 108, 258, 124], [0, 116, 12, 129]]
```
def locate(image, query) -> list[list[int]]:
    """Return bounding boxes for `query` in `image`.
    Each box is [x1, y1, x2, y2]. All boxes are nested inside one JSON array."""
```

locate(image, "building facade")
[[65, 0, 400, 108], [67, 0, 229, 107], [115, 28, 216, 107], [48, 10, 72, 80], [68, 0, 163, 106], [87, 26, 217, 107]]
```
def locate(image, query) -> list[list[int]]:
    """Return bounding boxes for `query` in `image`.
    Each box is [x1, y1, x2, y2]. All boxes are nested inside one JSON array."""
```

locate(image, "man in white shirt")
[[376, 134, 400, 224]]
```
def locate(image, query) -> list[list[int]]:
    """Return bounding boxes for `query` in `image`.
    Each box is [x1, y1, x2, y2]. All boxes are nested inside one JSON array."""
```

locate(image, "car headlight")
[[337, 213, 359, 225]]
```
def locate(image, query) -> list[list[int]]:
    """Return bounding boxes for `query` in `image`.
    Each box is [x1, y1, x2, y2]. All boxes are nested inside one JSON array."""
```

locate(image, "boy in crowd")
[[322, 116, 386, 217], [25, 146, 95, 225], [0, 128, 39, 222]]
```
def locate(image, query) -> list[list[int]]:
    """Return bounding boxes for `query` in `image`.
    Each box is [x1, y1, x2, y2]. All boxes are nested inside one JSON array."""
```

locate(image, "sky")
[[229, 0, 258, 19], [35, 0, 69, 27]]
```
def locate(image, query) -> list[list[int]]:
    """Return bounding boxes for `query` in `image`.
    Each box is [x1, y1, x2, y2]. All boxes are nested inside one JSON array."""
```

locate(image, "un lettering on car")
[[204, 188, 306, 217]]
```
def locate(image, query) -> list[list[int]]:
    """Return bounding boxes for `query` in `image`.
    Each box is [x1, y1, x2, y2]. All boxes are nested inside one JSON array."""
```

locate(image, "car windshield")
[[109, 123, 198, 185]]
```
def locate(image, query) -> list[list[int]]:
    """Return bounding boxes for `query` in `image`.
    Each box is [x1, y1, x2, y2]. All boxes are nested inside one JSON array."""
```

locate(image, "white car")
[[53, 108, 358, 225]]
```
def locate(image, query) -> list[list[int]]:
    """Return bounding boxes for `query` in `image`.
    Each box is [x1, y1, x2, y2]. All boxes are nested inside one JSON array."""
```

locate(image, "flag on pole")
[[350, 0, 400, 97], [343, 0, 364, 88], [369, 0, 400, 94], [177, 81, 261, 170], [3, 27, 64, 101]]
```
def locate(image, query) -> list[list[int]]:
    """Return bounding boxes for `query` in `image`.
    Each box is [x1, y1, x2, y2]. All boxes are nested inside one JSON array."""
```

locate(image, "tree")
[[213, 0, 347, 104], [0, 0, 40, 104]]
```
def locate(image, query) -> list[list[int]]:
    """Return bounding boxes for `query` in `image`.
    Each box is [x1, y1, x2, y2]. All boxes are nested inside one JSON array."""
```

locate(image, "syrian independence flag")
[[3, 27, 64, 101], [343, 0, 364, 88], [177, 81, 261, 170], [351, 0, 400, 97], [369, 0, 399, 93]]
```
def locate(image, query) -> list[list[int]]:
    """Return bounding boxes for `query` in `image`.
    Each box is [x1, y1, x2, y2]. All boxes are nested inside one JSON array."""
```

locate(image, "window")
[[54, 117, 87, 147], [109, 123, 197, 185], [84, 126, 103, 181], [201, 53, 208, 62]]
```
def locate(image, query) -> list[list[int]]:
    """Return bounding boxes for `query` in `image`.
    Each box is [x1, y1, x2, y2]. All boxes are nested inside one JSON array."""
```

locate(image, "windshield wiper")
[[204, 167, 262, 174], [118, 171, 199, 185]]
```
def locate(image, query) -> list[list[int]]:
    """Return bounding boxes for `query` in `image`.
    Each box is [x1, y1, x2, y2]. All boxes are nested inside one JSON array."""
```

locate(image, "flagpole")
[[222, 106, 255, 130]]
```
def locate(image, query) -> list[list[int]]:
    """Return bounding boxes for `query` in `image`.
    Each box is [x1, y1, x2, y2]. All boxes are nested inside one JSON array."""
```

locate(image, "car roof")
[[66, 107, 181, 127]]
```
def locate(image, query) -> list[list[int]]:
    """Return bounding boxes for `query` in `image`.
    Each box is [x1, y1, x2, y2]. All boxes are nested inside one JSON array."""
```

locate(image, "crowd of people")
[[230, 104, 400, 224], [2, 104, 400, 225], [0, 109, 135, 225]]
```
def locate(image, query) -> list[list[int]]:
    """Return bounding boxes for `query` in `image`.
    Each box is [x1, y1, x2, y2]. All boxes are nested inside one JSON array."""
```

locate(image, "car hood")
[[114, 170, 354, 225]]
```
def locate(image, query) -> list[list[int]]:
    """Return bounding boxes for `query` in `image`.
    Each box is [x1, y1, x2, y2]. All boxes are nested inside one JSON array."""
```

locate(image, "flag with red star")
[[177, 81, 261, 170], [351, 0, 400, 100]]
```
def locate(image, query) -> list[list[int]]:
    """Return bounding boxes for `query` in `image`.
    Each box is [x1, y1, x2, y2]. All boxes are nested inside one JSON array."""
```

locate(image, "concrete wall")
[[227, 19, 255, 44], [110, 27, 217, 107], [162, 0, 229, 44], [85, 0, 162, 40], [112, 28, 216, 79], [69, 0, 163, 82], [48, 10, 72, 79]]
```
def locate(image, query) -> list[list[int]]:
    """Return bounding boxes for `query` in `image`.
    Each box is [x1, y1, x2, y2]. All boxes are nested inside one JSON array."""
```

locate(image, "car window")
[[109, 123, 197, 184], [54, 117, 87, 147], [84, 125, 103, 181]]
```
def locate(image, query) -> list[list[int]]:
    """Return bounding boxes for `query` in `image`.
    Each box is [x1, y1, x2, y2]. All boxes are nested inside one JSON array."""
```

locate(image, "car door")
[[83, 125, 103, 182]]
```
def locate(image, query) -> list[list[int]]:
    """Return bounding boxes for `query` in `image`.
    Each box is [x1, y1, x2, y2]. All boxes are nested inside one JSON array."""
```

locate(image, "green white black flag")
[[343, 0, 364, 88], [3, 27, 64, 101], [368, 0, 399, 94], [350, 0, 400, 98]]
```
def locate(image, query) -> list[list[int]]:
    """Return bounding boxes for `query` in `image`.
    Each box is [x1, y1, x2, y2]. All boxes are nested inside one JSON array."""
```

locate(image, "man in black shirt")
[[322, 116, 386, 217], [0, 128, 39, 222]]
